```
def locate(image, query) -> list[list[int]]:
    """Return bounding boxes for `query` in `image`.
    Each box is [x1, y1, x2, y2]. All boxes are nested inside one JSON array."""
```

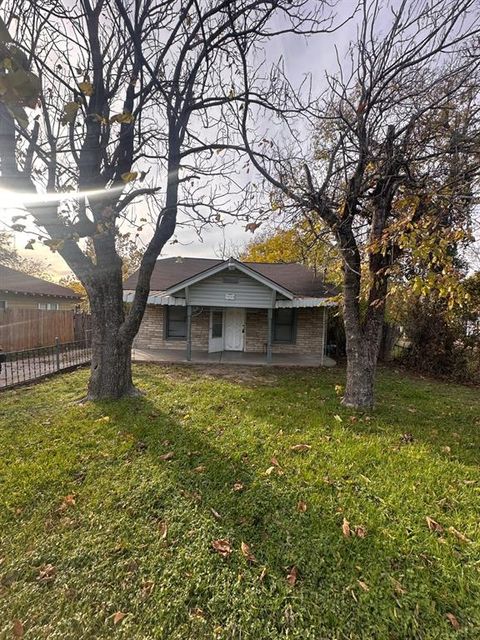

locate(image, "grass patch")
[[0, 364, 479, 639]]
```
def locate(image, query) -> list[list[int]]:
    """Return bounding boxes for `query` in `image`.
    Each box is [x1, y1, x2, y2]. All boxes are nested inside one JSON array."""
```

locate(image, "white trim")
[[275, 297, 337, 308], [164, 257, 294, 300]]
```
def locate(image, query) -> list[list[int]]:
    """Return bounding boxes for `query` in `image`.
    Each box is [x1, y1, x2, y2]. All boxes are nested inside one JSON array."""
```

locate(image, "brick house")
[[123, 257, 337, 364]]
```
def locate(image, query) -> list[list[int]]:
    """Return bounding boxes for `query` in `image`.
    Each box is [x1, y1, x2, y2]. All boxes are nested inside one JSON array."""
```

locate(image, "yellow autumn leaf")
[[121, 171, 138, 183], [61, 101, 80, 125], [111, 111, 135, 124], [78, 81, 94, 96]]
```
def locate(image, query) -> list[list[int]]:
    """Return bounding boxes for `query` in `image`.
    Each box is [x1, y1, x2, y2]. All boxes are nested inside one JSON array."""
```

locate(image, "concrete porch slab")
[[132, 348, 336, 367]]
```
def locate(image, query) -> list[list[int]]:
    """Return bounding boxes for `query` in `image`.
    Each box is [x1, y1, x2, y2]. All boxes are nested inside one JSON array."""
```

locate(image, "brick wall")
[[133, 305, 209, 350], [245, 308, 325, 355], [134, 304, 326, 355]]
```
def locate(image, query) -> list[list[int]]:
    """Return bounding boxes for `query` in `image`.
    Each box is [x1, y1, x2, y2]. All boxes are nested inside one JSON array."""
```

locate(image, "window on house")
[[166, 306, 187, 339], [211, 310, 223, 338], [273, 308, 296, 343], [38, 302, 59, 310], [0, 300, 6, 311]]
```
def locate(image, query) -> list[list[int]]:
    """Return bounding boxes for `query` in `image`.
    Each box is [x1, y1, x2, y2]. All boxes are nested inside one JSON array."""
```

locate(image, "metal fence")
[[0, 338, 91, 390]]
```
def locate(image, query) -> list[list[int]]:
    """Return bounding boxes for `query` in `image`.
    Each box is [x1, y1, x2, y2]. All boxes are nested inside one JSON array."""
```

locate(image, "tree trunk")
[[342, 333, 379, 409], [85, 274, 138, 401]]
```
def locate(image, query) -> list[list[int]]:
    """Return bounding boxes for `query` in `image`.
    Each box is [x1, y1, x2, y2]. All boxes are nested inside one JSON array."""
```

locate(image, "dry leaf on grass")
[[426, 516, 444, 533], [271, 456, 281, 467], [113, 611, 126, 625], [140, 580, 155, 599], [158, 521, 168, 540], [210, 508, 222, 521], [190, 607, 206, 620], [193, 465, 206, 473], [58, 494, 76, 511], [286, 565, 298, 586], [159, 451, 174, 461], [212, 539, 232, 558], [357, 580, 369, 592], [37, 563, 56, 584], [12, 620, 24, 638], [342, 518, 351, 537], [354, 525, 367, 538], [297, 500, 308, 513], [265, 466, 276, 476], [232, 482, 245, 492], [240, 541, 256, 563], [448, 527, 471, 543], [259, 566, 267, 582], [446, 612, 460, 630], [289, 444, 311, 452]]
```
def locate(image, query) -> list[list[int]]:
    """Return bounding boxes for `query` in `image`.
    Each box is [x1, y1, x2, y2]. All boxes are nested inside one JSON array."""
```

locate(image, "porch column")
[[186, 305, 192, 361], [267, 307, 273, 363]]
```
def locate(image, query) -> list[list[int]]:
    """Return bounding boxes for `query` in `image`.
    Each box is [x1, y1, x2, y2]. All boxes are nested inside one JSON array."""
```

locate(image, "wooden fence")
[[0, 308, 76, 351]]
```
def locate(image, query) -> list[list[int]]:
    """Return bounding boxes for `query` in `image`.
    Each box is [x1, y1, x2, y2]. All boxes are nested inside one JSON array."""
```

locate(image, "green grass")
[[0, 364, 479, 640]]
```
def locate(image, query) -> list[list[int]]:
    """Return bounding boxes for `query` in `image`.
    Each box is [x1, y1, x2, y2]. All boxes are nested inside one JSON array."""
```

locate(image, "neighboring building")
[[0, 264, 81, 310], [124, 257, 337, 363]]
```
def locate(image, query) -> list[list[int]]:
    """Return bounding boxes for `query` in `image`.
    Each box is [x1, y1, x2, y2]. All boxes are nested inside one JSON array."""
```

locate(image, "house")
[[123, 257, 337, 365], [0, 264, 81, 311]]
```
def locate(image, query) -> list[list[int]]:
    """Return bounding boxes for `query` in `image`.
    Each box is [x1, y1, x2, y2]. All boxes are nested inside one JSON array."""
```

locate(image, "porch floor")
[[132, 348, 336, 367]]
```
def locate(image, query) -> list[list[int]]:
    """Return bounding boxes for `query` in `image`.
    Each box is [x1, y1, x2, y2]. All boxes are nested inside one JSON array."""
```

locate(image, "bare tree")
[[236, 0, 480, 407], [0, 0, 329, 399]]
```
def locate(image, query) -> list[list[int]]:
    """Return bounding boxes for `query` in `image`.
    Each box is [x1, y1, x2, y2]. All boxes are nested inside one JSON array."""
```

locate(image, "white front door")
[[208, 309, 224, 353], [224, 308, 245, 351]]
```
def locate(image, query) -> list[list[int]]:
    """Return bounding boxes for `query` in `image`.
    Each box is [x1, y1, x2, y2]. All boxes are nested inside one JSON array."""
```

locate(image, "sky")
[[0, 0, 360, 279]]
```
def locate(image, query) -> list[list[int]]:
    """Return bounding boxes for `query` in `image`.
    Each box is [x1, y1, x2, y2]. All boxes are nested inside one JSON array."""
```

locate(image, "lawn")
[[0, 364, 479, 640]]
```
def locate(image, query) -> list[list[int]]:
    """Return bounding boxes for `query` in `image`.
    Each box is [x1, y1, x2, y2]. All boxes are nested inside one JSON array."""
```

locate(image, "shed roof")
[[0, 264, 81, 299]]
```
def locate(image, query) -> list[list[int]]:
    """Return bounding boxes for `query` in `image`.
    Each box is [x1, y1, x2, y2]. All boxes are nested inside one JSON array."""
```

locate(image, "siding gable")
[[186, 269, 276, 308]]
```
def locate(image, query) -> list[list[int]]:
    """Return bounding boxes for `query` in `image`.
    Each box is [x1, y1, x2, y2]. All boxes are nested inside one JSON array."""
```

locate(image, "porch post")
[[186, 305, 192, 361], [267, 307, 273, 363]]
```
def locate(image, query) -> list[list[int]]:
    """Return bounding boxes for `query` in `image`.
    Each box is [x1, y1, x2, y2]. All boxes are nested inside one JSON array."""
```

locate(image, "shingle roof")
[[123, 257, 337, 298], [0, 264, 81, 299]]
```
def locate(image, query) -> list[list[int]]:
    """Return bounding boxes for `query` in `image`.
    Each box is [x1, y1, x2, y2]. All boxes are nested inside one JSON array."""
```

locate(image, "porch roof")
[[123, 290, 336, 308]]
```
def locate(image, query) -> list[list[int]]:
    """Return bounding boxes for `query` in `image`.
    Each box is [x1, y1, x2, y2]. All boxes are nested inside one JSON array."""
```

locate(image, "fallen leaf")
[[264, 466, 275, 476], [446, 612, 460, 630], [354, 525, 367, 538], [210, 508, 222, 521], [212, 539, 232, 558], [37, 563, 56, 584], [442, 446, 451, 454], [286, 566, 298, 586], [193, 465, 206, 473], [448, 527, 471, 543], [259, 566, 267, 582], [342, 518, 351, 538], [95, 415, 110, 423], [232, 482, 245, 492], [290, 444, 311, 452], [159, 451, 174, 461], [390, 577, 406, 595], [158, 521, 168, 540], [240, 541, 256, 563], [140, 580, 154, 599], [12, 619, 24, 638], [357, 580, 369, 592], [271, 456, 281, 467], [190, 607, 206, 619], [113, 611, 126, 625], [426, 516, 444, 533], [297, 500, 308, 513]]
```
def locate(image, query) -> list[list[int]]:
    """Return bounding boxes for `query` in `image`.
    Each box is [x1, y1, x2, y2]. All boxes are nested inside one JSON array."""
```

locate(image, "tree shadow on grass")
[[85, 386, 477, 639]]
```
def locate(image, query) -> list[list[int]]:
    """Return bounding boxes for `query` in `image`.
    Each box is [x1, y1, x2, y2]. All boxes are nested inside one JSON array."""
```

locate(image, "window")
[[38, 302, 59, 310], [273, 308, 296, 343], [211, 310, 223, 338], [0, 300, 6, 311], [166, 306, 187, 339]]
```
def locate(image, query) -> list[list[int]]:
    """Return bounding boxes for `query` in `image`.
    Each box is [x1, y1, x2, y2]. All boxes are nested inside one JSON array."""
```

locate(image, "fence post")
[[55, 337, 60, 371]]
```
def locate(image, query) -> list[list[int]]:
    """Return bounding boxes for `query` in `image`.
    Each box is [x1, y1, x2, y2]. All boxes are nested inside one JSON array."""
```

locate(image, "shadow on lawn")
[[86, 389, 471, 637]]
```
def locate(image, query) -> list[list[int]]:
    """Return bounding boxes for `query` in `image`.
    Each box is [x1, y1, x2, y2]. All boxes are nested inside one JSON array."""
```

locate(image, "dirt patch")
[[135, 362, 280, 386]]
